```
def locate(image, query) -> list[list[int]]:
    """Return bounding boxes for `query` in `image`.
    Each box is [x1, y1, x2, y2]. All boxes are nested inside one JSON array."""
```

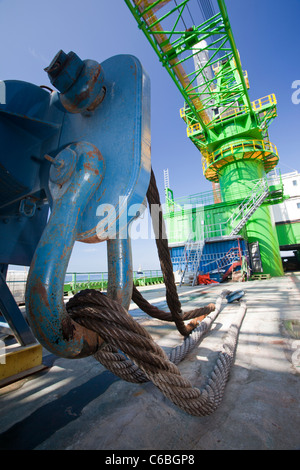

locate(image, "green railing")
[[165, 172, 284, 214], [63, 270, 164, 295]]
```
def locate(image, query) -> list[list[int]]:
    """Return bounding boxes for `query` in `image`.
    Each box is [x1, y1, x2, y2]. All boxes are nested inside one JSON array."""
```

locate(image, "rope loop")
[[66, 289, 247, 416], [64, 168, 247, 416]]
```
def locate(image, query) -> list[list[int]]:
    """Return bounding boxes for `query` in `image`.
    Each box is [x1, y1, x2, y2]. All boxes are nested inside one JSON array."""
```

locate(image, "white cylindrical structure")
[[192, 40, 215, 120]]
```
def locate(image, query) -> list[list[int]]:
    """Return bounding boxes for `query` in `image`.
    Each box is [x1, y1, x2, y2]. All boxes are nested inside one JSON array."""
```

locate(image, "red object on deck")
[[197, 274, 218, 285]]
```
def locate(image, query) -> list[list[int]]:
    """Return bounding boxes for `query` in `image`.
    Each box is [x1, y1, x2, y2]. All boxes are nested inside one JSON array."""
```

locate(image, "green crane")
[[125, 0, 284, 277]]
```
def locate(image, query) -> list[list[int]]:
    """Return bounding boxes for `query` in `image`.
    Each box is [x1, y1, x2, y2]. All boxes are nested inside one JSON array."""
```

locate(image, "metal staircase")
[[179, 234, 205, 287], [163, 169, 170, 190], [229, 178, 269, 236], [216, 246, 242, 281], [178, 178, 269, 286]]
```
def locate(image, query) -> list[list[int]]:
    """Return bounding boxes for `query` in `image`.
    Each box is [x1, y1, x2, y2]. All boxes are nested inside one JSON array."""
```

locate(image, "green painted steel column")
[[219, 158, 284, 277], [246, 203, 284, 277], [219, 159, 265, 201]]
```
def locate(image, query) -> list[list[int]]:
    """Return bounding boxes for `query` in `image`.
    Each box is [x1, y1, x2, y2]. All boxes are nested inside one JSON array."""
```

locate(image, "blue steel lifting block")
[[0, 51, 151, 359]]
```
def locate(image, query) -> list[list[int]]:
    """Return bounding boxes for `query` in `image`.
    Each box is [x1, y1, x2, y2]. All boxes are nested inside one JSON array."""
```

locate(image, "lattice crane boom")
[[125, 0, 279, 182], [125, 0, 210, 131]]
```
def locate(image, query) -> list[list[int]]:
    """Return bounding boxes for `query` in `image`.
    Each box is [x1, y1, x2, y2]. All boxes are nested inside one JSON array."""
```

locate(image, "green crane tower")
[[125, 0, 284, 277]]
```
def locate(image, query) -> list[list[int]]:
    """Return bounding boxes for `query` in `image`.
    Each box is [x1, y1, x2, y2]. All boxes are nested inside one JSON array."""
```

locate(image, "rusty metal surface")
[[107, 233, 133, 311], [2, 50, 151, 361], [26, 142, 106, 358], [53, 53, 151, 243]]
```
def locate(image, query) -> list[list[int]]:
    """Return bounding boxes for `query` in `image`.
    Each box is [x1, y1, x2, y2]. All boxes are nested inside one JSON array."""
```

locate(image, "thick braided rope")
[[94, 292, 228, 384], [168, 291, 230, 365], [98, 290, 231, 377], [146, 169, 202, 336], [131, 284, 215, 325], [66, 289, 247, 416]]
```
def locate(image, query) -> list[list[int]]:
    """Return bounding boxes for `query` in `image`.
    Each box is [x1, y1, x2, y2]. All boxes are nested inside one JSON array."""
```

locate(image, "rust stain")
[[80, 234, 106, 243], [31, 277, 50, 309], [63, 64, 105, 113], [133, 390, 145, 397], [83, 162, 99, 175], [28, 276, 104, 356], [61, 315, 76, 342], [86, 148, 105, 163]]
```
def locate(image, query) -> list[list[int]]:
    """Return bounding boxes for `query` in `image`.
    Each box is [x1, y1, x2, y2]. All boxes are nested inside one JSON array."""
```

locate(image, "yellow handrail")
[[202, 139, 278, 172], [186, 94, 277, 136], [251, 94, 277, 111]]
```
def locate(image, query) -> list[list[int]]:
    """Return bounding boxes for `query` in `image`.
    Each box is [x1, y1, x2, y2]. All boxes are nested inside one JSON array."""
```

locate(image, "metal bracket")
[[26, 142, 106, 358], [14, 51, 151, 359]]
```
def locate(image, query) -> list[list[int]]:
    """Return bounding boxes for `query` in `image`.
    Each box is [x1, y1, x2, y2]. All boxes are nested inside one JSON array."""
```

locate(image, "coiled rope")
[[65, 168, 247, 416], [67, 289, 246, 416]]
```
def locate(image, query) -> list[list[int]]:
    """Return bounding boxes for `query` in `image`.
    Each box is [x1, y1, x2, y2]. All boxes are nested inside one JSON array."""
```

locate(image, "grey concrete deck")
[[0, 273, 299, 450]]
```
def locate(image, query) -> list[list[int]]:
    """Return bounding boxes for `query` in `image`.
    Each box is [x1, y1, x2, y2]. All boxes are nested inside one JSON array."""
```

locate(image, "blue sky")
[[1, 0, 299, 272]]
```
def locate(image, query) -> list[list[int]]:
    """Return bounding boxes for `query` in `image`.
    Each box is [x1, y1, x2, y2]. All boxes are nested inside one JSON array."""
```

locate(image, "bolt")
[[48, 147, 77, 185], [44, 50, 84, 94], [45, 50, 68, 79], [44, 154, 64, 169]]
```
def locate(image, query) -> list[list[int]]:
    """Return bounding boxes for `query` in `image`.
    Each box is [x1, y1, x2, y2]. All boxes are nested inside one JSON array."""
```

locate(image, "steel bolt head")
[[49, 147, 77, 185], [45, 50, 84, 94]]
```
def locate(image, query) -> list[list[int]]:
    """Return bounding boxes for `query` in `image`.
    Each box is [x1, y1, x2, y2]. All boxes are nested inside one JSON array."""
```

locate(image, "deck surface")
[[0, 273, 299, 450]]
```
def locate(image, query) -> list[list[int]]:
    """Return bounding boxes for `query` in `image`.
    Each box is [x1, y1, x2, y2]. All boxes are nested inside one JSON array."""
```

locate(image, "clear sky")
[[1, 0, 299, 272]]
